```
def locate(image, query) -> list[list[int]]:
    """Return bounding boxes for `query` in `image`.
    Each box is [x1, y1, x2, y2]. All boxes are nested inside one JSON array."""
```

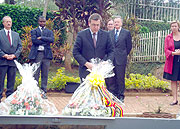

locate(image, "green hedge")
[[129, 62, 163, 75], [125, 73, 169, 92], [0, 4, 54, 34], [138, 21, 170, 33], [0, 4, 66, 51]]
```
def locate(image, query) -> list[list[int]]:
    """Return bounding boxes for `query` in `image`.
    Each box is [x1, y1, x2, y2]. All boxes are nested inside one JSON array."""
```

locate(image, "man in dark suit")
[[107, 16, 132, 102], [28, 16, 54, 99], [73, 13, 114, 80], [0, 16, 22, 102]]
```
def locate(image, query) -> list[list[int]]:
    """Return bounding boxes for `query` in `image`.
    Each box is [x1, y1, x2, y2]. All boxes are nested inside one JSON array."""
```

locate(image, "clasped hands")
[[172, 49, 180, 55], [85, 61, 108, 70], [3, 54, 16, 60]]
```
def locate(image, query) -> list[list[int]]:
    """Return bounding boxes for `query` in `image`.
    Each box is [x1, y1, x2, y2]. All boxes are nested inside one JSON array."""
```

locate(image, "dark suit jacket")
[[109, 28, 132, 65], [73, 28, 114, 78], [28, 27, 54, 60], [0, 29, 22, 66]]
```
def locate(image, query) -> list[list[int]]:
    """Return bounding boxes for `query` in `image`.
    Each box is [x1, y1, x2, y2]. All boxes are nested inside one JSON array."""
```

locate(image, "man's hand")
[[3, 54, 8, 59], [7, 54, 16, 60], [3, 54, 16, 60], [37, 37, 41, 40], [85, 62, 94, 70]]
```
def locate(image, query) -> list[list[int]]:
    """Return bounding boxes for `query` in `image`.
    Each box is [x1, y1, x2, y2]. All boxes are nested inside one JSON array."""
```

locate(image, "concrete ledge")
[[47, 92, 171, 97], [124, 113, 177, 118]]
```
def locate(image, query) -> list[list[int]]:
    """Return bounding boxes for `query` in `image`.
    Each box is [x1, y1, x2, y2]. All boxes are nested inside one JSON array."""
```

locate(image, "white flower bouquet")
[[62, 58, 124, 117], [0, 61, 58, 115]]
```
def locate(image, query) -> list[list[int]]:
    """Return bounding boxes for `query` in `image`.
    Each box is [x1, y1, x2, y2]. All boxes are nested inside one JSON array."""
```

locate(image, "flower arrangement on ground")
[[0, 61, 58, 115], [62, 58, 124, 117]]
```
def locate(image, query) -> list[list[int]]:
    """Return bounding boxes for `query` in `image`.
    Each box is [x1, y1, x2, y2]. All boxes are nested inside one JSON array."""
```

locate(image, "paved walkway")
[[47, 91, 180, 116]]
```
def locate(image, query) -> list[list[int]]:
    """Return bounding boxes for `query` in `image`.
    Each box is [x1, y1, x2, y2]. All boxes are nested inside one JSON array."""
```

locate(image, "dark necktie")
[[41, 27, 44, 31], [93, 33, 96, 48], [41, 27, 44, 36], [115, 30, 119, 42], [7, 31, 11, 45]]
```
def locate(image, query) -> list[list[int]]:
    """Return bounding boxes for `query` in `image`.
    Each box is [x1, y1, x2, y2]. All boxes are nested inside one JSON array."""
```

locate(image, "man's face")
[[114, 18, 122, 29], [88, 19, 101, 33], [3, 17, 12, 30], [38, 18, 46, 27], [107, 20, 114, 31]]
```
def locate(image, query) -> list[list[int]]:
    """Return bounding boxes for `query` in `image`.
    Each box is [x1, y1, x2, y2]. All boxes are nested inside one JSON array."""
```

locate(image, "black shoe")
[[117, 96, 124, 103], [41, 94, 48, 99], [119, 98, 124, 103], [170, 101, 178, 106]]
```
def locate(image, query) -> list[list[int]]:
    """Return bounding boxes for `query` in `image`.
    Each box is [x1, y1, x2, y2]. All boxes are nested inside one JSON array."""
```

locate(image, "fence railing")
[[132, 30, 170, 62], [119, 0, 180, 22]]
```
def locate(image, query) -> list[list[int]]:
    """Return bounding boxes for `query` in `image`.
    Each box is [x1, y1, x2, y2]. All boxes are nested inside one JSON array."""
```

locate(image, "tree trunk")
[[65, 51, 72, 72], [64, 18, 78, 72], [64, 32, 73, 72], [43, 0, 49, 18]]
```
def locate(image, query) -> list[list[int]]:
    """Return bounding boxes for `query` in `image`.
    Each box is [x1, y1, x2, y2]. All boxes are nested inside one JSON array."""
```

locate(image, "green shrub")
[[139, 26, 149, 33], [0, 4, 54, 34], [49, 67, 80, 91], [128, 62, 163, 75], [125, 73, 170, 92], [14, 76, 22, 90], [0, 4, 66, 45], [138, 21, 170, 32]]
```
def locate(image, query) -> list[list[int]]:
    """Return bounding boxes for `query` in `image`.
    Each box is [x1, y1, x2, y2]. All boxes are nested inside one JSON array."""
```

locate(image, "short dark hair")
[[38, 16, 46, 21], [88, 13, 102, 22]]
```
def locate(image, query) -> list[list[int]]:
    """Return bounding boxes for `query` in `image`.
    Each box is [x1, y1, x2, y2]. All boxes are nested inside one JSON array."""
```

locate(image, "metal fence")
[[119, 0, 180, 22], [132, 30, 170, 62]]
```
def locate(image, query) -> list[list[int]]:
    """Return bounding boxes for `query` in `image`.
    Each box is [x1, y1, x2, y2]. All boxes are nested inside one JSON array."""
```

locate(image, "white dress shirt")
[[4, 28, 12, 45], [115, 27, 121, 36], [38, 26, 45, 51]]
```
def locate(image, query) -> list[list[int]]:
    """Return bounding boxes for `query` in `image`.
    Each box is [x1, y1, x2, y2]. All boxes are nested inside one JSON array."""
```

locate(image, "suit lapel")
[[117, 28, 124, 42], [112, 29, 115, 42], [37, 27, 41, 34], [110, 29, 115, 44], [1, 30, 11, 47], [86, 29, 94, 48], [11, 31, 15, 47], [96, 30, 102, 48]]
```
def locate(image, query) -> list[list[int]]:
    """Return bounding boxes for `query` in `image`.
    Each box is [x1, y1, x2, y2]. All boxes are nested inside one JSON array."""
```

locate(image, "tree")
[[15, 0, 58, 11], [5, 0, 15, 4], [43, 0, 50, 17], [122, 16, 140, 77]]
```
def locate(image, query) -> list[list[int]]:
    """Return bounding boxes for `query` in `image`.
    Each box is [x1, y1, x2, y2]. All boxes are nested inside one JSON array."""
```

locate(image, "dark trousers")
[[0, 65, 16, 99], [32, 51, 50, 93], [106, 64, 126, 100]]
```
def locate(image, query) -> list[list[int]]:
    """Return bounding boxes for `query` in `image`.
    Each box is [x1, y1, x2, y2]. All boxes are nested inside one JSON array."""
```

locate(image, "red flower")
[[11, 99, 18, 104]]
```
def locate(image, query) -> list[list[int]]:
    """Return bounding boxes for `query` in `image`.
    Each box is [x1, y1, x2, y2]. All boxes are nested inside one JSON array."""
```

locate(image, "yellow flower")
[[88, 72, 105, 87]]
